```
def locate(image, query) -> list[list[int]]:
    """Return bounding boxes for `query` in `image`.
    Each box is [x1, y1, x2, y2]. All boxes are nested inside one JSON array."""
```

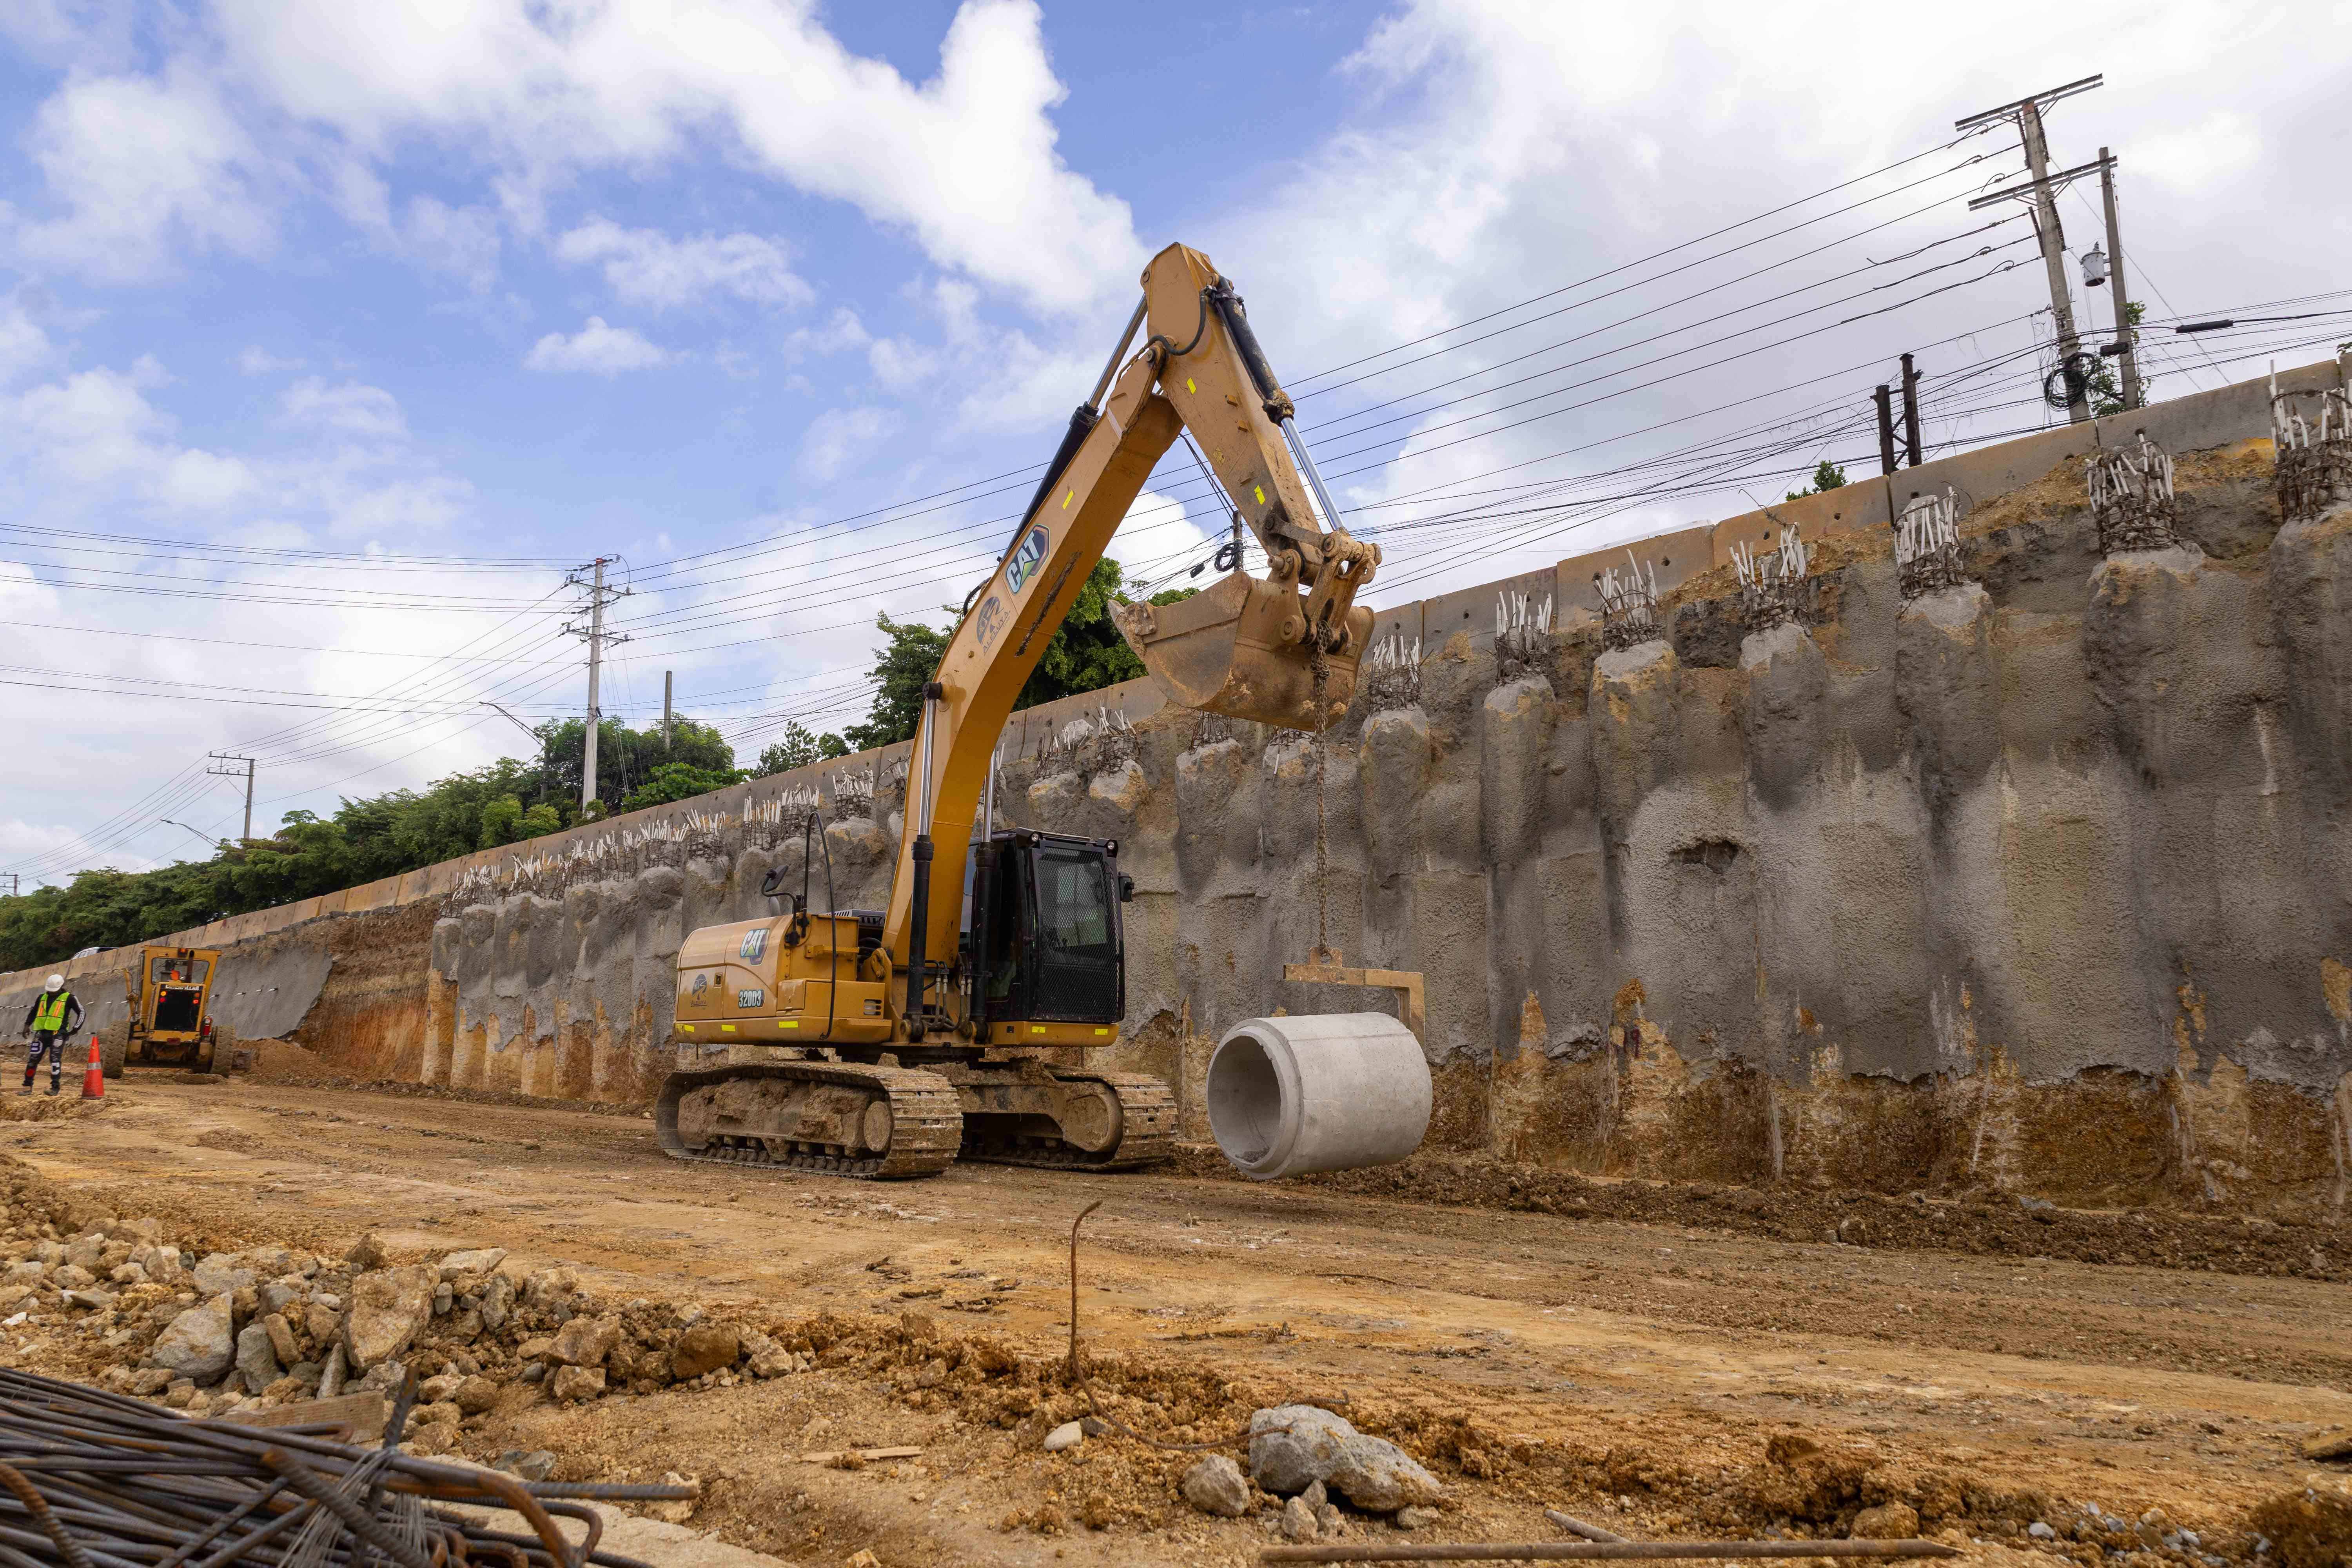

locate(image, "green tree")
[[842, 611, 953, 751], [755, 720, 849, 776], [479, 795, 524, 849], [836, 560, 1197, 750], [518, 803, 562, 838], [621, 762, 748, 813], [534, 715, 735, 812], [1786, 460, 1847, 502]]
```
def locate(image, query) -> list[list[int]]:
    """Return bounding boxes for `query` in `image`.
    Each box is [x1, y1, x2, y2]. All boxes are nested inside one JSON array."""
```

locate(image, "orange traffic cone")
[[78, 1038, 104, 1100]]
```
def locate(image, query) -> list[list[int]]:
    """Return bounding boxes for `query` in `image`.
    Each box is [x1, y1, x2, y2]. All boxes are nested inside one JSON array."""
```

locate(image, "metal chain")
[[1309, 640, 1330, 956]]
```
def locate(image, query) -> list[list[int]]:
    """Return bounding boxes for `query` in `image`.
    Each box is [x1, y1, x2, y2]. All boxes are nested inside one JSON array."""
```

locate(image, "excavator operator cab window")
[[977, 834, 1124, 1025]]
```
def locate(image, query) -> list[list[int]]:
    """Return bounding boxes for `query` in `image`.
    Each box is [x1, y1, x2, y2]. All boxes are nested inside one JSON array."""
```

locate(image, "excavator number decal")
[[1007, 526, 1049, 596], [736, 988, 764, 1009]]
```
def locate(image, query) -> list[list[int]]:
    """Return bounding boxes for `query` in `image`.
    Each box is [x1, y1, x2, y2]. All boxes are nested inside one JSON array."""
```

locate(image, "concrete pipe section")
[[1206, 1012, 1432, 1180]]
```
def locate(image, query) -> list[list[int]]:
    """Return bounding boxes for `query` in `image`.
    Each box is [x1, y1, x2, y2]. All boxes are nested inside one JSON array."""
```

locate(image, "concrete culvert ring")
[[1207, 1013, 1432, 1180]]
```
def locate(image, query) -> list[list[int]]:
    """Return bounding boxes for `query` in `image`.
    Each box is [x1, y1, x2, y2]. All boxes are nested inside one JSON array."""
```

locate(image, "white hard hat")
[[44, 976, 63, 992]]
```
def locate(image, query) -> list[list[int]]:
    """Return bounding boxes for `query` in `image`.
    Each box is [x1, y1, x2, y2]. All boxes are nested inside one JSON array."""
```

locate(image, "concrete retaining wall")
[[10, 358, 2352, 1213]]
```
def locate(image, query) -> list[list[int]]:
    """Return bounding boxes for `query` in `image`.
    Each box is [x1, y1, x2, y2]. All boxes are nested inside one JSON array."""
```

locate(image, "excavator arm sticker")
[[1007, 526, 1050, 596]]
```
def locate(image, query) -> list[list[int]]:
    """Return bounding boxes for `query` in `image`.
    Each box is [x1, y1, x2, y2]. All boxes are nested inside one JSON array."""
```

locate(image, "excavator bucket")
[[1114, 572, 1373, 731]]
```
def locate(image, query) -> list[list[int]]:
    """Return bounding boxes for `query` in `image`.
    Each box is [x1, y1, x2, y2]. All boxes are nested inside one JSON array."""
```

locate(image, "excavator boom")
[[883, 242, 1377, 973]]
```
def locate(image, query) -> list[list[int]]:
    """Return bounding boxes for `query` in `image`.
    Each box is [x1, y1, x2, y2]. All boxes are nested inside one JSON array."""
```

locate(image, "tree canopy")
[[0, 556, 1176, 970]]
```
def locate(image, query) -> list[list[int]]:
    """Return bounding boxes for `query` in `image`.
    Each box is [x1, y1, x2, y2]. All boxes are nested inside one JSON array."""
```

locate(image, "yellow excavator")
[[657, 242, 1378, 1178]]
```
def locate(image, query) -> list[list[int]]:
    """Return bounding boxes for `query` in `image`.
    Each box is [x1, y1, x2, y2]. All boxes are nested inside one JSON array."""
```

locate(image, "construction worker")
[[18, 976, 82, 1096]]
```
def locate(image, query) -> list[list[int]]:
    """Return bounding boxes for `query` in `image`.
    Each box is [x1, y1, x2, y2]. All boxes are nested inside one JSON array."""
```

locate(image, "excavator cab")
[[964, 831, 1130, 1047]]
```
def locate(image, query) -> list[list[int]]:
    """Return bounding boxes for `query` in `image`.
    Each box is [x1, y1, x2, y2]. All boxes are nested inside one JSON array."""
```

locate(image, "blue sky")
[[1, 0, 2345, 883]]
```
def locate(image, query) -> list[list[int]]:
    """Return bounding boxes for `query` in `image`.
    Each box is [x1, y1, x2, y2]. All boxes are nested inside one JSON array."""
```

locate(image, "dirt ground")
[[4, 1078, 2348, 1568]]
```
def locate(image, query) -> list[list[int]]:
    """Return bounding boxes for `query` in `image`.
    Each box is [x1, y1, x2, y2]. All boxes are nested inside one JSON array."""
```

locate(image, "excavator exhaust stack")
[[1114, 571, 1374, 732]]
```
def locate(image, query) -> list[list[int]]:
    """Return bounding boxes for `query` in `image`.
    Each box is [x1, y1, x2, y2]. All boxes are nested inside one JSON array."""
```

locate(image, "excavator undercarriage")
[[655, 240, 1388, 1181]]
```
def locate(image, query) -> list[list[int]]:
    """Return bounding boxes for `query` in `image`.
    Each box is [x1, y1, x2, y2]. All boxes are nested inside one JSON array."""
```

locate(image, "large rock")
[[150, 1296, 236, 1383], [1181, 1455, 1252, 1518], [549, 1315, 620, 1368], [478, 1275, 515, 1331], [132, 1246, 184, 1287], [670, 1325, 739, 1381], [343, 1267, 437, 1371], [521, 1268, 577, 1310], [4, 1261, 44, 1287], [550, 1365, 605, 1403], [236, 1323, 283, 1395], [1851, 1503, 1920, 1540], [191, 1254, 256, 1297], [454, 1375, 499, 1415], [63, 1235, 106, 1271], [261, 1313, 300, 1368], [1249, 1405, 1443, 1512], [438, 1249, 506, 1279]]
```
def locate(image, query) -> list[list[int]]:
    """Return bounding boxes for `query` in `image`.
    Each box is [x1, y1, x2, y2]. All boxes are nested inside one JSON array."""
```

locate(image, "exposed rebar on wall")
[[1596, 554, 1663, 652], [1359, 630, 1424, 714], [1731, 523, 1813, 632], [2086, 433, 2180, 554], [1893, 486, 1969, 599], [2272, 365, 2352, 524], [1495, 591, 1555, 682]]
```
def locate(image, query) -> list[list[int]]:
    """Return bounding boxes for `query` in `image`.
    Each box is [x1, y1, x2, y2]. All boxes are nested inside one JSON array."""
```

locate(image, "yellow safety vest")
[[31, 992, 70, 1032]]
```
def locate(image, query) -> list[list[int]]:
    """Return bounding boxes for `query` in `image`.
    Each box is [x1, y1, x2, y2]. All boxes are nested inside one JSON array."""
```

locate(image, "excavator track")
[[958, 1070, 1179, 1172], [656, 1060, 963, 1180]]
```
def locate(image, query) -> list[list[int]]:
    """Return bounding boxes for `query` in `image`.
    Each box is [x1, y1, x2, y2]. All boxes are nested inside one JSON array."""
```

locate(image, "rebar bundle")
[[1892, 488, 1967, 600], [2085, 434, 2179, 555], [2271, 365, 2352, 524], [1595, 555, 1662, 652], [0, 1370, 689, 1568]]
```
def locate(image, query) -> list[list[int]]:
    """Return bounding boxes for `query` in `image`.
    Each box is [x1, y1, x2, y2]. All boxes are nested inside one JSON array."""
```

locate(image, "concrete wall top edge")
[[4, 353, 2337, 992]]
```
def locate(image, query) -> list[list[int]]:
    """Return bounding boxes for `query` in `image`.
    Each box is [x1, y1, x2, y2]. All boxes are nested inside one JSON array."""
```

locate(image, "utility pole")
[[1958, 74, 2103, 425], [207, 753, 255, 842], [0, 873, 18, 898], [662, 671, 673, 752], [1874, 384, 1897, 475], [1899, 353, 1924, 466], [2019, 101, 2089, 424], [2098, 146, 2144, 410], [563, 557, 632, 816]]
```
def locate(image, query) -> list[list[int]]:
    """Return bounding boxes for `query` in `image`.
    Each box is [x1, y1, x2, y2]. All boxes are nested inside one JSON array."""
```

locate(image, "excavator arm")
[[879, 242, 1378, 987]]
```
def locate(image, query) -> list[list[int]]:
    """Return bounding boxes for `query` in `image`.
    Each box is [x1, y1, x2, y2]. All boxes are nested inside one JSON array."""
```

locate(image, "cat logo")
[[973, 594, 1004, 648], [739, 928, 767, 962], [736, 988, 765, 1009], [690, 973, 709, 1002], [1006, 526, 1049, 596]]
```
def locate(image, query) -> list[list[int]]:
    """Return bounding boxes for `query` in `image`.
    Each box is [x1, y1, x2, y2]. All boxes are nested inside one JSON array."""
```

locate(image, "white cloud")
[[522, 316, 671, 376], [2, 367, 256, 508], [797, 405, 897, 481], [555, 218, 811, 311], [279, 378, 407, 439], [179, 0, 1143, 314], [236, 345, 305, 376], [400, 195, 502, 290], [11, 64, 274, 281], [783, 308, 871, 372], [2131, 112, 2263, 194], [0, 297, 56, 387]]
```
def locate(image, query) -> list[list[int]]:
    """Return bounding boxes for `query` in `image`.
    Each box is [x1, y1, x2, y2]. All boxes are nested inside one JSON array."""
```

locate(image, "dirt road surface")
[[5, 1080, 2347, 1568]]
